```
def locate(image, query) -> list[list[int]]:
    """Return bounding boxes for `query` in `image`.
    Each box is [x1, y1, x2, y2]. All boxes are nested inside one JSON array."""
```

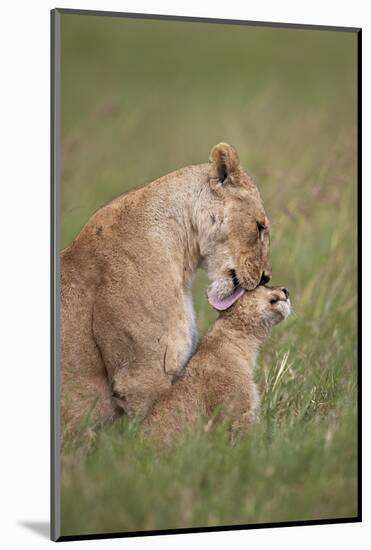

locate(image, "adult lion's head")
[[197, 143, 272, 310]]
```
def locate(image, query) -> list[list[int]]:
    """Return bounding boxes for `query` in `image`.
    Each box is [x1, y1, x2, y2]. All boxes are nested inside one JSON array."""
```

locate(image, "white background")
[[0, 0, 368, 548]]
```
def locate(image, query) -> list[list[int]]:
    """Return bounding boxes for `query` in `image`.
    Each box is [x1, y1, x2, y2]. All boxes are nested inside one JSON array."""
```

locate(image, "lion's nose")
[[281, 287, 289, 299], [260, 271, 271, 286]]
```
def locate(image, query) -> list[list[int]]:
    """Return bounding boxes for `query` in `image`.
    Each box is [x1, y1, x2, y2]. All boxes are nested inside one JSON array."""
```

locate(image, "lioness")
[[61, 143, 271, 431], [141, 286, 291, 444]]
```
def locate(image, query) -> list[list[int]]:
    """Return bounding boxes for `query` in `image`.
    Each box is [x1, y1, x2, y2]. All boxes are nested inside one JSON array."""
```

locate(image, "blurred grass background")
[[60, 13, 358, 536]]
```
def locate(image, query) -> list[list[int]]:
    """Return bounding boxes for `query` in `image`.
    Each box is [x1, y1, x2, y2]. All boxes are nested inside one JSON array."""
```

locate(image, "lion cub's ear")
[[209, 142, 240, 184]]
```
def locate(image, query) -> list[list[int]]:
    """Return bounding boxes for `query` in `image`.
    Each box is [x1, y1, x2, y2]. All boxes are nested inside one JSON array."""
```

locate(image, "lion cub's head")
[[199, 143, 271, 311], [221, 286, 291, 335]]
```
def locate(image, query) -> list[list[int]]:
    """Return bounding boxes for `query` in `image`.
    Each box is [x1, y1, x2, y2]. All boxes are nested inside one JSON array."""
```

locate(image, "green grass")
[[59, 14, 358, 536]]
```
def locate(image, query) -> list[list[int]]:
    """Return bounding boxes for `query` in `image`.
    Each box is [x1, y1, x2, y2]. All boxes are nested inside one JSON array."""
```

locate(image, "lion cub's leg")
[[229, 381, 260, 437], [141, 370, 203, 444]]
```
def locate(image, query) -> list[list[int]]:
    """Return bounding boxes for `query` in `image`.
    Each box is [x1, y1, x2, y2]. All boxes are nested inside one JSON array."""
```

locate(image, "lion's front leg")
[[93, 286, 190, 419], [110, 359, 173, 418]]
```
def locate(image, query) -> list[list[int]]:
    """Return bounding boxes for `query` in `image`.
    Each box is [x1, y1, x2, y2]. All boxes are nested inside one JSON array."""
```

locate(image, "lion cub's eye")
[[270, 296, 279, 304]]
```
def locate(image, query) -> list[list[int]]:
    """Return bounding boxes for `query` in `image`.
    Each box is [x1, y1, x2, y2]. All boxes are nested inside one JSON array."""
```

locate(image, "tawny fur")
[[61, 143, 272, 434], [142, 286, 291, 444]]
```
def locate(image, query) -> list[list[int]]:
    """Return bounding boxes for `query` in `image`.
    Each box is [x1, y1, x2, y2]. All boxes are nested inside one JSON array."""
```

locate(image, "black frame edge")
[[54, 7, 360, 33], [356, 28, 362, 522], [50, 8, 55, 542], [57, 517, 360, 542], [51, 7, 61, 543]]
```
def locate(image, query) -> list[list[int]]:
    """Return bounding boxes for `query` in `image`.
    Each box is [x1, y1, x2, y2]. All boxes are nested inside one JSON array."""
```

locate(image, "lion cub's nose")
[[281, 287, 289, 299]]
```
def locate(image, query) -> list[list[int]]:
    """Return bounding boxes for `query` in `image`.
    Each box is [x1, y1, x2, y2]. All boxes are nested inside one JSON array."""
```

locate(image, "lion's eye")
[[257, 222, 266, 240]]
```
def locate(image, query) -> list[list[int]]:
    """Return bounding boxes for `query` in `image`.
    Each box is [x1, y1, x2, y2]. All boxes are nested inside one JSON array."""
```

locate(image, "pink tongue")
[[207, 286, 246, 311]]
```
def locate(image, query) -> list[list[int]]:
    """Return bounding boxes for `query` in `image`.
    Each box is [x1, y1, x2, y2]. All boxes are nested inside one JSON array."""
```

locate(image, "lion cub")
[[141, 286, 291, 443]]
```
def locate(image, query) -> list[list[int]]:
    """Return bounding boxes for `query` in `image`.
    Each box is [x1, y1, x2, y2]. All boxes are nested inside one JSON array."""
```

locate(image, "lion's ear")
[[209, 143, 240, 184]]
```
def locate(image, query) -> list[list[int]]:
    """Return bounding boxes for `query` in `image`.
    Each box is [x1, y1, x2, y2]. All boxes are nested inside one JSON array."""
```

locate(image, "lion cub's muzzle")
[[266, 286, 291, 320]]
